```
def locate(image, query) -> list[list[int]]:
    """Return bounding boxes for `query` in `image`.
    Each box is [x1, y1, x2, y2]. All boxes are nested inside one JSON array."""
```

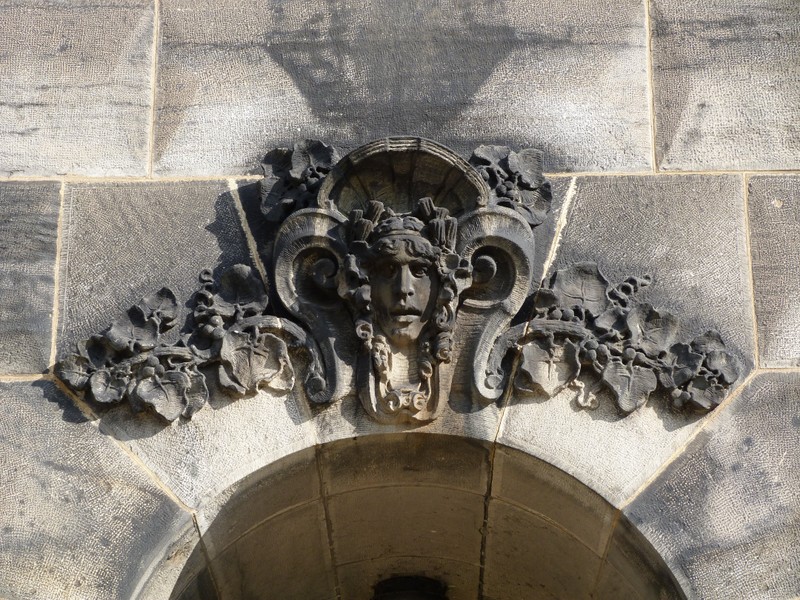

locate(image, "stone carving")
[[56, 136, 740, 424], [56, 265, 328, 421], [485, 263, 740, 414]]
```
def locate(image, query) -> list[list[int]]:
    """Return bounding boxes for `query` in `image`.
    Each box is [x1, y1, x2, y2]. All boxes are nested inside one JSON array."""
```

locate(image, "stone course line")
[[478, 439, 498, 598], [590, 508, 623, 597], [147, 0, 161, 177], [47, 181, 66, 372], [228, 179, 269, 287], [315, 445, 344, 600], [742, 173, 761, 370], [190, 512, 223, 600], [644, 0, 658, 173], [618, 368, 758, 511], [542, 176, 577, 280], [51, 376, 194, 514]]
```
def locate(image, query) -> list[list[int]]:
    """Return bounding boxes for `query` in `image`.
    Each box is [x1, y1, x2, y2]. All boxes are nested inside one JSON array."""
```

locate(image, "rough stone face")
[[0, 1, 154, 176], [153, 0, 651, 175], [0, 381, 189, 600], [500, 174, 754, 505], [748, 175, 800, 367], [625, 373, 800, 599], [651, 0, 800, 171], [56, 181, 251, 358], [0, 182, 60, 374]]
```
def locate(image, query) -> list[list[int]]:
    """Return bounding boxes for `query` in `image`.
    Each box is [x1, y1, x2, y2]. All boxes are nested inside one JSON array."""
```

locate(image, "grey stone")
[[483, 500, 601, 599], [499, 174, 754, 505], [747, 175, 800, 367], [492, 446, 616, 556], [0, 182, 60, 374], [0, 381, 189, 600], [0, 1, 153, 176], [56, 181, 251, 358], [153, 0, 651, 175], [327, 486, 484, 566], [625, 372, 800, 599], [319, 434, 489, 497], [207, 501, 336, 600], [651, 0, 800, 171]]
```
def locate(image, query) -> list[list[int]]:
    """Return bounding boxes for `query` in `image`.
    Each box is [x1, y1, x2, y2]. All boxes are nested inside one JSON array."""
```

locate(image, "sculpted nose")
[[396, 265, 414, 298]]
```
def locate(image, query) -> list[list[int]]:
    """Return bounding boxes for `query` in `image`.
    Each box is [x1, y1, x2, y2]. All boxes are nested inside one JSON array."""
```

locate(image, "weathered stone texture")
[[651, 0, 800, 170], [56, 181, 251, 358], [0, 381, 189, 600], [154, 0, 651, 175], [748, 175, 800, 367], [0, 182, 60, 374], [500, 174, 754, 505], [626, 373, 800, 599], [0, 1, 154, 176]]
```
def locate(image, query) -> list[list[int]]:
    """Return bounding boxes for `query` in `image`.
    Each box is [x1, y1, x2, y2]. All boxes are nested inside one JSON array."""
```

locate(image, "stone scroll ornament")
[[56, 137, 739, 424]]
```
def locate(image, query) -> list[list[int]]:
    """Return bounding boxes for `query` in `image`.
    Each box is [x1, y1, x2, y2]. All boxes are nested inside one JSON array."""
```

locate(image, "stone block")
[[319, 433, 490, 497], [154, 0, 651, 175], [0, 1, 153, 176], [56, 181, 251, 358], [651, 0, 800, 171], [0, 381, 189, 600], [625, 372, 800, 599], [747, 175, 800, 367], [0, 182, 60, 374], [327, 486, 484, 566], [208, 501, 336, 600], [483, 500, 601, 599], [96, 387, 316, 511], [194, 446, 320, 561], [500, 174, 755, 505], [492, 445, 616, 556]]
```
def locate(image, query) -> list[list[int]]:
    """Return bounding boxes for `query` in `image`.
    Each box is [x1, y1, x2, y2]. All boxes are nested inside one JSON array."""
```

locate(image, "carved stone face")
[[369, 237, 437, 347]]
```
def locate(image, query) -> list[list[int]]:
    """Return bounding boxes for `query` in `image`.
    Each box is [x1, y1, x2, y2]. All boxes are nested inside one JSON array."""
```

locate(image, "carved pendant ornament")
[[56, 137, 740, 424]]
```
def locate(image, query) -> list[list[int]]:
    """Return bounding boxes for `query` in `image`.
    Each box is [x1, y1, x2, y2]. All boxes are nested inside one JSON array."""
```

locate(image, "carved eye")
[[378, 263, 398, 279], [411, 263, 429, 278]]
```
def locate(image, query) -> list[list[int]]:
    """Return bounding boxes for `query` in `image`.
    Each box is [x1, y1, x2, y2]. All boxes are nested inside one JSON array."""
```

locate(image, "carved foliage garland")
[[56, 137, 740, 424]]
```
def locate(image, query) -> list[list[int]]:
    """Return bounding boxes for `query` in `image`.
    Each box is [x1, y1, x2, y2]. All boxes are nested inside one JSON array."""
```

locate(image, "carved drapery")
[[56, 137, 739, 424]]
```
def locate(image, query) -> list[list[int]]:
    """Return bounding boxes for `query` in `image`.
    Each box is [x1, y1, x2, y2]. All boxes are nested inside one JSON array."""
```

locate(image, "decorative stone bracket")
[[56, 137, 739, 424]]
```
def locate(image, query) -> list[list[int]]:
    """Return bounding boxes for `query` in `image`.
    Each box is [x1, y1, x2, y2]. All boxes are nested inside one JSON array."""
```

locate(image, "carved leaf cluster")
[[469, 145, 552, 227], [515, 263, 740, 414], [56, 265, 321, 422]]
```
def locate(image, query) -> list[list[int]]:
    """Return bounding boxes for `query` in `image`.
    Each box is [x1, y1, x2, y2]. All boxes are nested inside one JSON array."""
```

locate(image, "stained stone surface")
[[0, 1, 154, 176], [483, 501, 602, 599], [625, 373, 800, 599], [207, 501, 336, 600], [153, 0, 651, 175], [0, 182, 60, 374], [0, 381, 189, 600], [651, 0, 800, 171], [500, 174, 754, 505], [56, 181, 251, 358], [748, 175, 800, 367]]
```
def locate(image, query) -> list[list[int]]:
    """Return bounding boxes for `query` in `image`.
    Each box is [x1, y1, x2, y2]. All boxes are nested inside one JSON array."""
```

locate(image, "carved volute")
[[56, 137, 740, 425]]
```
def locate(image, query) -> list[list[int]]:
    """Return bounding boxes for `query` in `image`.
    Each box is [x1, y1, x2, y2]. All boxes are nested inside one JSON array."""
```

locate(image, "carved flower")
[[130, 365, 209, 421], [626, 304, 679, 358], [218, 329, 294, 396], [515, 339, 580, 398], [207, 264, 269, 320], [89, 368, 128, 404], [547, 263, 610, 316], [601, 360, 658, 413]]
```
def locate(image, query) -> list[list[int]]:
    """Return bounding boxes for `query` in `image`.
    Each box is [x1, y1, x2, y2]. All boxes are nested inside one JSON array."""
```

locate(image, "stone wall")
[[1, 1, 799, 598]]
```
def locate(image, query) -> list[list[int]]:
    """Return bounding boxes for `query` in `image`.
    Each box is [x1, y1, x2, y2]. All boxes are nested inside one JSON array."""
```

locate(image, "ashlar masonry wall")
[[1, 1, 798, 598]]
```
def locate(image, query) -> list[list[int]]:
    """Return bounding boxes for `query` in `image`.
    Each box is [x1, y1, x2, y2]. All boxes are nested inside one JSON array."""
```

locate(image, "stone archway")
[[161, 433, 683, 600]]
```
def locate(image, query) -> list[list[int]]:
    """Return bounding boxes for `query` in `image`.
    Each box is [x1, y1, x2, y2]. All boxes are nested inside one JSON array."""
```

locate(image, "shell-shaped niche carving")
[[317, 137, 490, 218]]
